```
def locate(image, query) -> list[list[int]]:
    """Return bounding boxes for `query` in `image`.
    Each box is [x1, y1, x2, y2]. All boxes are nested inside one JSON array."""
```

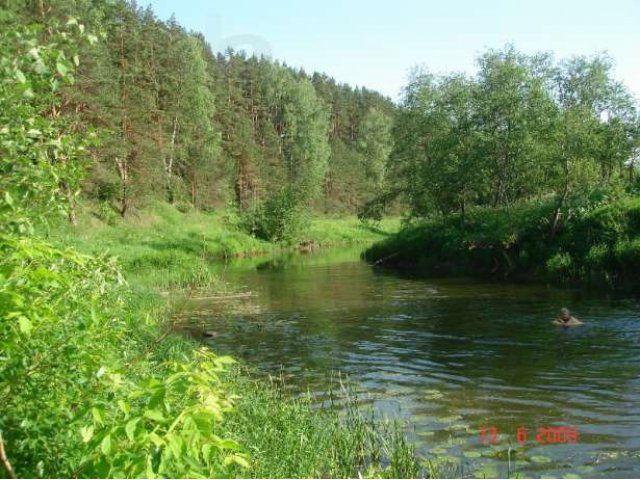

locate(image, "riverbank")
[[44, 202, 400, 289], [2, 203, 421, 478], [365, 195, 640, 290]]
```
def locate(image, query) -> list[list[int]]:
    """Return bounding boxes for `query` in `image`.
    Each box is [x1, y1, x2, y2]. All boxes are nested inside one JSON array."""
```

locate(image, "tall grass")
[[30, 202, 421, 478], [219, 370, 420, 478]]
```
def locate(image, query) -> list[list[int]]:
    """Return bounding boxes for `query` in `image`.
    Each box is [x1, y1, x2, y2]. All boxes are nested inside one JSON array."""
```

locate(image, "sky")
[[146, 0, 640, 102]]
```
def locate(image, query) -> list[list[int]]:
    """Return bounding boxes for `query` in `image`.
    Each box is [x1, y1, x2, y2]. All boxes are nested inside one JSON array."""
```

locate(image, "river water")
[[184, 246, 640, 478]]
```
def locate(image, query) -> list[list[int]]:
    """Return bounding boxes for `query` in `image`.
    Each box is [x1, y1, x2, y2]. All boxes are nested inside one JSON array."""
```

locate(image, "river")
[[183, 246, 640, 478]]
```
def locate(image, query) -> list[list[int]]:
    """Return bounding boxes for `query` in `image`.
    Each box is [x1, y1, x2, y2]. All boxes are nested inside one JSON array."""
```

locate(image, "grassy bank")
[[365, 195, 640, 290], [2, 202, 421, 478], [43, 203, 400, 289]]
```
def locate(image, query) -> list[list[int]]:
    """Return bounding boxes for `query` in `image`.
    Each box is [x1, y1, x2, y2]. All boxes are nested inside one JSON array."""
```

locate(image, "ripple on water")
[[191, 249, 640, 478]]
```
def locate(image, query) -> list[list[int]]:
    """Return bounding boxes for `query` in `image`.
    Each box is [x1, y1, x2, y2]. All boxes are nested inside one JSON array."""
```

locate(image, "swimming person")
[[553, 307, 583, 327]]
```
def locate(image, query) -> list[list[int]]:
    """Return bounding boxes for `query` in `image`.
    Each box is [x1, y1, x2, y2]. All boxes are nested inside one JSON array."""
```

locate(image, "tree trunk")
[[551, 144, 569, 239], [65, 183, 78, 226], [191, 174, 197, 207], [118, 26, 130, 218], [235, 156, 246, 208], [115, 157, 129, 217], [165, 115, 178, 204]]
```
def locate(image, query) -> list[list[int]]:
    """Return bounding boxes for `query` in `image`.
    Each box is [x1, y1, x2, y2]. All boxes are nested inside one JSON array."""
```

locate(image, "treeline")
[[372, 46, 639, 224], [4, 0, 395, 227], [365, 47, 640, 288]]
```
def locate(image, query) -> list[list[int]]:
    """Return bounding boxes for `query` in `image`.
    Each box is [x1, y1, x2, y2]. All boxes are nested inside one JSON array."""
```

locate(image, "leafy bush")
[[545, 251, 574, 282], [220, 203, 243, 231], [358, 194, 388, 227], [614, 238, 640, 277], [174, 201, 192, 214], [97, 201, 119, 226], [585, 243, 611, 270], [0, 18, 251, 478], [0, 22, 93, 233], [243, 188, 309, 243], [0, 234, 249, 478], [624, 198, 640, 235]]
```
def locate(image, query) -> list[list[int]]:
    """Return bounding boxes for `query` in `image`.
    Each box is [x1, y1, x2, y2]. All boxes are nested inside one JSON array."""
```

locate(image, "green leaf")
[[190, 411, 214, 434], [147, 432, 164, 447], [463, 450, 482, 458], [143, 410, 167, 423], [531, 455, 552, 464], [91, 407, 104, 425], [4, 191, 14, 207], [474, 463, 499, 478], [73, 55, 80, 67], [151, 446, 162, 473], [166, 433, 183, 458], [18, 316, 32, 335], [80, 426, 94, 443], [215, 355, 236, 365], [219, 439, 242, 451], [201, 444, 212, 460], [56, 61, 69, 77], [223, 454, 250, 469], [117, 400, 130, 415], [14, 69, 26, 84], [100, 434, 112, 455], [125, 418, 139, 441], [147, 384, 165, 409]]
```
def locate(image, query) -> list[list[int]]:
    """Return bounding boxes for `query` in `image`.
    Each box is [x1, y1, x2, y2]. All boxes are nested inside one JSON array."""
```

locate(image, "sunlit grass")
[[218, 369, 421, 478], [37, 201, 420, 478]]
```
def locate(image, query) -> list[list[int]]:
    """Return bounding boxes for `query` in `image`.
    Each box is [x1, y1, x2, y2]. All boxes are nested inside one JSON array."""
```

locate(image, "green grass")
[[305, 215, 401, 245], [365, 194, 640, 290], [44, 203, 399, 289], [218, 370, 420, 478], [26, 201, 419, 478]]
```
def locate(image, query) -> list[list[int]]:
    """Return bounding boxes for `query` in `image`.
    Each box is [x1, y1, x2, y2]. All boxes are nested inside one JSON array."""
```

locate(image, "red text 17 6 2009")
[[479, 425, 579, 445]]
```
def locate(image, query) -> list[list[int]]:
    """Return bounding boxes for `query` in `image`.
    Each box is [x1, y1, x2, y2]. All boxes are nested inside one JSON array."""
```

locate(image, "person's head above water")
[[560, 308, 571, 321]]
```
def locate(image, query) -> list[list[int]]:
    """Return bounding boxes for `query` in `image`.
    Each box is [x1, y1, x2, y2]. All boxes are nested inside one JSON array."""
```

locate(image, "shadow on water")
[[180, 246, 640, 478]]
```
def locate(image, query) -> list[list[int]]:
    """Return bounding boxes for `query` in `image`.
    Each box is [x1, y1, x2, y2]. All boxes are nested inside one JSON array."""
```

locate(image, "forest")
[[1, 0, 639, 478], [4, 0, 395, 237], [366, 47, 640, 288]]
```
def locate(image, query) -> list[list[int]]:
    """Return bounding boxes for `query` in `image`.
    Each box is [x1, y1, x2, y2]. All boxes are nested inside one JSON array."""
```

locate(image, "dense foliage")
[[381, 46, 639, 219], [364, 45, 640, 288], [0, 11, 249, 477], [0, 5, 418, 478], [3, 0, 395, 230], [365, 195, 640, 289]]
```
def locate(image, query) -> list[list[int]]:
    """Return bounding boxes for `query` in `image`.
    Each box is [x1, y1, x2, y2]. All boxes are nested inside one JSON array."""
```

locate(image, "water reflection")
[[182, 247, 640, 478]]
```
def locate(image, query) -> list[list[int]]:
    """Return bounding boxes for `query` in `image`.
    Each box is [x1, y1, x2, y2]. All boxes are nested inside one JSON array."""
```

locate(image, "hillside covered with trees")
[[5, 0, 395, 230]]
